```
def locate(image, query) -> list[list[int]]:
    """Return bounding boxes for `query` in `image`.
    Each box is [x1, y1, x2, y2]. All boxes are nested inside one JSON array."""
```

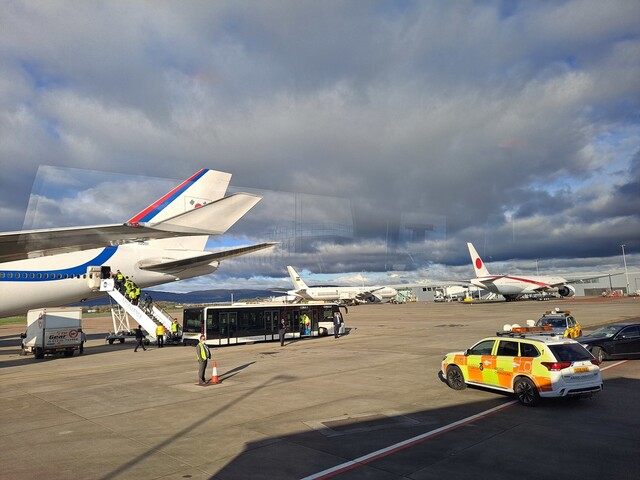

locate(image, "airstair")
[[100, 279, 164, 341]]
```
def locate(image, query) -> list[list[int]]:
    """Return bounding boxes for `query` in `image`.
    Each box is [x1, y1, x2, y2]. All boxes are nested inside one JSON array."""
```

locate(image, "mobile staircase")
[[100, 279, 166, 344]]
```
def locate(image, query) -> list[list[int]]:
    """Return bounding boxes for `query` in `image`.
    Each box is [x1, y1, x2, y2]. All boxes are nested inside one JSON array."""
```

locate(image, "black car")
[[578, 322, 640, 362]]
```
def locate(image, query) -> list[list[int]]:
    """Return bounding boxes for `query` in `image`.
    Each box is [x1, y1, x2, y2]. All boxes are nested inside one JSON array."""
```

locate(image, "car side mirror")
[[464, 349, 470, 356]]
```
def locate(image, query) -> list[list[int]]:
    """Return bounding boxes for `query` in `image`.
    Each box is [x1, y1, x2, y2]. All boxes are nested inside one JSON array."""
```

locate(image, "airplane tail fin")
[[287, 266, 309, 290], [126, 169, 261, 236], [468, 242, 491, 277], [127, 169, 232, 225]]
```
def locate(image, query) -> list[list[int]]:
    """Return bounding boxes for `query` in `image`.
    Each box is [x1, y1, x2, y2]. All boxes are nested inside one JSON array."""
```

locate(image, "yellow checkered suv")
[[439, 333, 602, 406]]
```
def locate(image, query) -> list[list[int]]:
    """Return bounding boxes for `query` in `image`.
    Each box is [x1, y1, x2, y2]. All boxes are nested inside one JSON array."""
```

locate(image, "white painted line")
[[301, 400, 518, 480], [303, 360, 630, 479]]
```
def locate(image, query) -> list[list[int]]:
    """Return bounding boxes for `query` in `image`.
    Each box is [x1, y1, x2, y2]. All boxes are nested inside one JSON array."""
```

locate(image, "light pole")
[[621, 244, 630, 295]]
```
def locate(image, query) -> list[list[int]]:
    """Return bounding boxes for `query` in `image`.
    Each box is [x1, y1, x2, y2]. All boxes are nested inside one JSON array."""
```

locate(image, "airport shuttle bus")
[[182, 302, 345, 346]]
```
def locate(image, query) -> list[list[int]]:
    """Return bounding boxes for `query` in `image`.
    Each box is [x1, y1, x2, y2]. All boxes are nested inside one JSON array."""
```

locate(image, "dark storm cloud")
[[1, 1, 639, 290]]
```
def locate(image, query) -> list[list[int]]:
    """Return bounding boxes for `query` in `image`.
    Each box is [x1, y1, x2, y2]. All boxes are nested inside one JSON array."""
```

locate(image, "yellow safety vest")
[[156, 325, 165, 335]]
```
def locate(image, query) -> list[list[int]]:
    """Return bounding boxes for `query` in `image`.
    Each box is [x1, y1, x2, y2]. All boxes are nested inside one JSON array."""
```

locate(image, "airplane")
[[286, 266, 397, 304], [467, 242, 596, 301], [0, 168, 276, 317]]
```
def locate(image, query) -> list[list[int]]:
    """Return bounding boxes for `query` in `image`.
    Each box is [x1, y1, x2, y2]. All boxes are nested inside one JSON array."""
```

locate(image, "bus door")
[[205, 310, 220, 346], [219, 312, 238, 345], [291, 309, 300, 338], [264, 310, 280, 341]]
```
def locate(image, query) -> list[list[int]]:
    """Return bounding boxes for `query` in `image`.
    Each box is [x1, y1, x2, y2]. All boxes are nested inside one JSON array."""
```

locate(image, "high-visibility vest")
[[156, 325, 165, 335], [171, 322, 178, 333], [197, 342, 210, 360]]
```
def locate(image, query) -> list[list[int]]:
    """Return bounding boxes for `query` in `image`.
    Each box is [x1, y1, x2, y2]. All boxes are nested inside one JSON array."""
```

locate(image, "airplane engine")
[[366, 294, 382, 303], [557, 285, 576, 297]]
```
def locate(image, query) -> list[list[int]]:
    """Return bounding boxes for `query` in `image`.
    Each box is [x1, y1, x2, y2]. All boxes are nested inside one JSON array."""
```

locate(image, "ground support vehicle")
[[503, 308, 582, 338], [20, 307, 83, 359], [439, 332, 602, 406]]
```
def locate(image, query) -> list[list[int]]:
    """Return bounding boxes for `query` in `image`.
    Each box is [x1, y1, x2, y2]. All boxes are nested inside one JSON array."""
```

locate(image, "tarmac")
[[0, 297, 638, 479]]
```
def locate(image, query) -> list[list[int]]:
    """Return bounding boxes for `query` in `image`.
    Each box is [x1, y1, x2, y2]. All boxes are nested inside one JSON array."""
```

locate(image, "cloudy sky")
[[1, 1, 639, 291]]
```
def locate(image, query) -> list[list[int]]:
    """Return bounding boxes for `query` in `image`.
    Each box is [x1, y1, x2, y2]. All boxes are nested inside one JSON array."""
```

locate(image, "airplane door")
[[86, 266, 103, 291]]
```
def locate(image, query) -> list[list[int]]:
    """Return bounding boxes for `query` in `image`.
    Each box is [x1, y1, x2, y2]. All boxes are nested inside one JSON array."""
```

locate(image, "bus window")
[[183, 308, 204, 334]]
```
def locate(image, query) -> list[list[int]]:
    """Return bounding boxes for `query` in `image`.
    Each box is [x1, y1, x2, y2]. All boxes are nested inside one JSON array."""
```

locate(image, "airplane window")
[[0, 273, 4, 278], [7, 273, 12, 278], [22, 273, 27, 278], [30, 273, 35, 278], [37, 273, 42, 278]]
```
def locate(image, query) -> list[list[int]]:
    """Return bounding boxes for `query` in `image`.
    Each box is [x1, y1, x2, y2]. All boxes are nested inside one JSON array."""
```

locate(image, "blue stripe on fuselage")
[[0, 246, 118, 282]]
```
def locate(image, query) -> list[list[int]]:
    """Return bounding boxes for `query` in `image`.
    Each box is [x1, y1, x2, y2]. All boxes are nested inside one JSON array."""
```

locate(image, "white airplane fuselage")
[[470, 274, 569, 298], [289, 285, 398, 303], [0, 238, 216, 317]]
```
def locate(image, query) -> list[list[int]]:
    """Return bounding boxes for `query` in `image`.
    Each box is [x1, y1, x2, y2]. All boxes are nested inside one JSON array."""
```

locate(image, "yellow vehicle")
[[534, 308, 582, 338], [439, 333, 602, 406]]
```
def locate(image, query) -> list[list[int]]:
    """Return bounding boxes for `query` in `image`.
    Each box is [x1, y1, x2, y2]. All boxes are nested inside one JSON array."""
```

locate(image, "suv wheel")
[[514, 377, 539, 406], [446, 365, 466, 390]]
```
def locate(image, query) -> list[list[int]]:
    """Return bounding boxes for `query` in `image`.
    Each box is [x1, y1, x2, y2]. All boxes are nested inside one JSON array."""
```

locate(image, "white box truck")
[[20, 307, 83, 359]]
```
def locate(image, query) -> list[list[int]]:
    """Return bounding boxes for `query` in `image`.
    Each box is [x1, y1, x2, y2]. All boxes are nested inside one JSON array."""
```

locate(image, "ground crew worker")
[[79, 328, 86, 354], [156, 323, 165, 348], [196, 334, 211, 385], [301, 312, 310, 335], [279, 316, 287, 346], [114, 270, 125, 293], [171, 320, 179, 339]]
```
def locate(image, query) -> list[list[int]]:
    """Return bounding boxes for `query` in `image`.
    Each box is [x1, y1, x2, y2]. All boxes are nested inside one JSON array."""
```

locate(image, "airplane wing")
[[137, 243, 278, 273], [0, 192, 261, 263]]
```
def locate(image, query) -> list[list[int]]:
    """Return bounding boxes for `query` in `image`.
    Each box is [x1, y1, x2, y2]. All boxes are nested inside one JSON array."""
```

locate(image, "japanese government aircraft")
[[468, 242, 580, 301], [0, 169, 276, 317], [287, 266, 397, 304]]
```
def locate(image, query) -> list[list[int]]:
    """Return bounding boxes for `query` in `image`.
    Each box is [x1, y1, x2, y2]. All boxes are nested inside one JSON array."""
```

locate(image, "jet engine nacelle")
[[365, 294, 382, 303], [557, 285, 576, 297]]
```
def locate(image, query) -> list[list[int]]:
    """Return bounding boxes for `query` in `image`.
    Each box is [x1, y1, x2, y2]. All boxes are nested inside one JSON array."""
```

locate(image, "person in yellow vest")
[[156, 324, 165, 348], [196, 334, 211, 385], [171, 320, 179, 340]]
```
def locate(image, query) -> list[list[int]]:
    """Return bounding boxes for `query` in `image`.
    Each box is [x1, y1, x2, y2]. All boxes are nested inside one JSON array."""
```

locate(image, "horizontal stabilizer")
[[138, 243, 277, 273], [144, 193, 262, 235]]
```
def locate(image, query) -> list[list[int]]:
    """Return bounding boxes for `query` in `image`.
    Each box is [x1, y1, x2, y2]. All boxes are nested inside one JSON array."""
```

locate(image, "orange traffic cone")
[[210, 361, 220, 384]]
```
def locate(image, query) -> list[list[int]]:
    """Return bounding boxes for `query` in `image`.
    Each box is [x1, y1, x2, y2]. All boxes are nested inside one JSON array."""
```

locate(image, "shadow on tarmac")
[[210, 372, 639, 479]]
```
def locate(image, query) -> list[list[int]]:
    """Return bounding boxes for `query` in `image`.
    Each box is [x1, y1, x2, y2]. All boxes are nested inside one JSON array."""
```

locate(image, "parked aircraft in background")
[[0, 169, 276, 317], [286, 266, 397, 304], [467, 242, 606, 301]]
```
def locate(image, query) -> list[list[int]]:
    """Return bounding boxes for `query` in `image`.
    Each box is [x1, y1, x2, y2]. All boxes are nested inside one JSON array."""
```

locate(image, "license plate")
[[574, 366, 589, 373]]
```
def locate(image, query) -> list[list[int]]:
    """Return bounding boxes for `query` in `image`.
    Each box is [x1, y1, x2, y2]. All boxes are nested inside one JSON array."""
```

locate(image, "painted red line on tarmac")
[[301, 400, 518, 480], [600, 360, 628, 371]]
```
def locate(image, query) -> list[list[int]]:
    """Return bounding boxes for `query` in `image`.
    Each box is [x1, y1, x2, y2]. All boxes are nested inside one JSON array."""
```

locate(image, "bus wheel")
[[318, 327, 327, 336]]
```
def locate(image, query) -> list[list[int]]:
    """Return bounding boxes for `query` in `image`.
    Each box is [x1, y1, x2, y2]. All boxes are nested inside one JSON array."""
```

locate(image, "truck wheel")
[[108, 339, 114, 345], [34, 347, 44, 359], [64, 349, 74, 357]]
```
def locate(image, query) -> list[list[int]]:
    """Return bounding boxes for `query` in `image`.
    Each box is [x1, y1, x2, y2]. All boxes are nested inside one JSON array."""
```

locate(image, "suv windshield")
[[549, 343, 592, 362], [537, 317, 566, 328]]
